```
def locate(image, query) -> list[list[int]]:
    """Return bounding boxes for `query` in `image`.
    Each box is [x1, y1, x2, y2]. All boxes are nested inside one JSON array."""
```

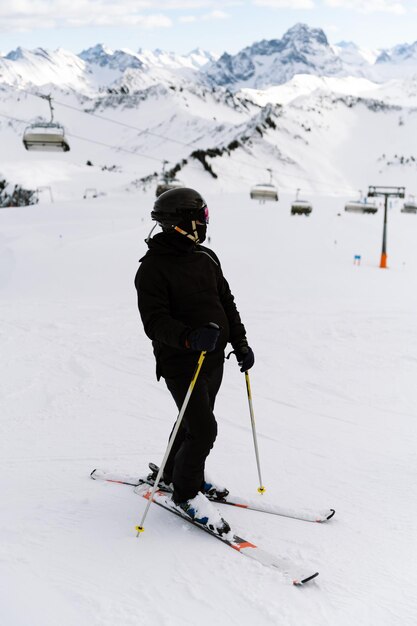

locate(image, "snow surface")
[[1, 185, 417, 625], [2, 69, 417, 206]]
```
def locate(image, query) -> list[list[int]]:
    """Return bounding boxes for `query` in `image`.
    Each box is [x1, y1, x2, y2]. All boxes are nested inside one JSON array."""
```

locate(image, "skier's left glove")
[[233, 339, 255, 373]]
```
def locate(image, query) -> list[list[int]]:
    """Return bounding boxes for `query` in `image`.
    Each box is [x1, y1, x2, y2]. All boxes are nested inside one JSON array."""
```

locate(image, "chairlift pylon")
[[345, 190, 377, 214], [23, 94, 70, 153], [155, 160, 184, 197], [291, 188, 313, 215], [250, 168, 279, 203]]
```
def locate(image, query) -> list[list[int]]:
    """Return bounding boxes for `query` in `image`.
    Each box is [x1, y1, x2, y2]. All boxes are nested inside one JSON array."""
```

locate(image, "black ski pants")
[[163, 362, 223, 504]]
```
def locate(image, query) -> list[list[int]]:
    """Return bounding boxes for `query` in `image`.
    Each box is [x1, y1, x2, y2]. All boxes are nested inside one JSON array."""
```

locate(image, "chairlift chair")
[[345, 190, 377, 214], [401, 195, 417, 214], [83, 188, 98, 199], [291, 188, 312, 215], [155, 160, 184, 197], [23, 95, 70, 153], [155, 178, 184, 198], [250, 168, 279, 203]]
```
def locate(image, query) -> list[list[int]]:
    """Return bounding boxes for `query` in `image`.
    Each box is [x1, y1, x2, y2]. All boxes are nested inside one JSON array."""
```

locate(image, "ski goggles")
[[196, 206, 209, 224]]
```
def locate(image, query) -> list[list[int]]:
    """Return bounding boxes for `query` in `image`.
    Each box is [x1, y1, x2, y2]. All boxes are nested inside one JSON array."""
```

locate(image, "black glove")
[[234, 339, 255, 372], [186, 323, 220, 352]]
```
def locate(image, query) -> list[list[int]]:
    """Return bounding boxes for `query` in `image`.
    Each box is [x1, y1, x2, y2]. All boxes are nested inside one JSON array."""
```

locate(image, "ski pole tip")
[[135, 525, 145, 537], [257, 486, 266, 494]]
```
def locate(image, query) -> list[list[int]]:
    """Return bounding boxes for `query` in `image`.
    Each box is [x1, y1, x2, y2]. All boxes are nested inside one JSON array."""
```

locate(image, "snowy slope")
[[2, 71, 417, 206], [1, 21, 417, 626], [0, 47, 90, 91], [1, 24, 417, 206], [1, 188, 417, 625]]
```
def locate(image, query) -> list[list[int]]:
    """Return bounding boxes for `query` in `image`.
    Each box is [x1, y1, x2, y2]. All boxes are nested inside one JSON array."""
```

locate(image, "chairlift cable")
[[50, 94, 357, 191], [0, 107, 359, 196], [65, 131, 168, 163], [53, 99, 194, 147], [0, 110, 173, 164], [14, 87, 195, 148], [10, 86, 359, 192]]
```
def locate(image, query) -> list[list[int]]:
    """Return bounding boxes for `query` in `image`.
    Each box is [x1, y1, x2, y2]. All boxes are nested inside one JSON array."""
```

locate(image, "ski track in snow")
[[1, 192, 417, 625]]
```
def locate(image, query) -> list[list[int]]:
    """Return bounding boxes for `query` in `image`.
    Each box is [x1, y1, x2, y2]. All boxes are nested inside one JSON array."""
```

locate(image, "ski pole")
[[244, 370, 266, 494], [135, 350, 207, 536]]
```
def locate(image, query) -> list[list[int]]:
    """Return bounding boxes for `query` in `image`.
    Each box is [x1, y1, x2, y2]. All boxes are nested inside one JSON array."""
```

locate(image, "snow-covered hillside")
[[1, 22, 417, 203], [1, 74, 417, 206], [1, 188, 417, 625]]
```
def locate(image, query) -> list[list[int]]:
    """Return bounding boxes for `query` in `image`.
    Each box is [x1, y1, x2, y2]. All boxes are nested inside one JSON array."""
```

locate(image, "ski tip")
[[90, 469, 97, 479], [316, 508, 336, 522], [293, 571, 319, 586]]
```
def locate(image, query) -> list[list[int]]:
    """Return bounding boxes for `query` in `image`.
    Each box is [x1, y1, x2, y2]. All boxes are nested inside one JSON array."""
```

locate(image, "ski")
[[90, 467, 335, 523], [133, 482, 318, 585]]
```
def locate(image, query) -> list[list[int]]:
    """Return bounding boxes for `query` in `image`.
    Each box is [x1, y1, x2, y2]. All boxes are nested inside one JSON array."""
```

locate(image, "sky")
[[1, 0, 417, 56]]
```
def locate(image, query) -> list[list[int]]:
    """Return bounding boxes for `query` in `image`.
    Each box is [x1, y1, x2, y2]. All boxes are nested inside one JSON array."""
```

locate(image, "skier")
[[134, 187, 254, 535]]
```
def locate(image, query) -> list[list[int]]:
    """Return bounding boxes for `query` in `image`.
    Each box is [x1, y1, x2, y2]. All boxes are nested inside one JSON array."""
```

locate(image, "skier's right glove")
[[233, 339, 255, 372], [185, 323, 220, 352]]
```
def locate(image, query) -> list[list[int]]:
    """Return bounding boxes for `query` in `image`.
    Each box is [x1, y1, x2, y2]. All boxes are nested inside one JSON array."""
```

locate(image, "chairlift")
[[344, 190, 377, 214], [36, 186, 54, 203], [291, 188, 313, 215], [155, 161, 184, 197], [83, 188, 98, 199], [155, 178, 184, 198], [23, 95, 70, 152], [250, 168, 279, 203], [401, 195, 417, 214]]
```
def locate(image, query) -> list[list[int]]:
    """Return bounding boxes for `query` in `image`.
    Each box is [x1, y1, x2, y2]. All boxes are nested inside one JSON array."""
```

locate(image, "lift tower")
[[367, 186, 405, 269]]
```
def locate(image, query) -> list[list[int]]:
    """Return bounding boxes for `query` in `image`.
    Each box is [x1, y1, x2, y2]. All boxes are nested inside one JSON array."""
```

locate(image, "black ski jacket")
[[135, 232, 246, 380]]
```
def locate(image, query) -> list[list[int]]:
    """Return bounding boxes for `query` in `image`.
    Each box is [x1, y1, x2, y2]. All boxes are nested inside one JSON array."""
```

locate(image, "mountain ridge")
[[1, 23, 417, 94]]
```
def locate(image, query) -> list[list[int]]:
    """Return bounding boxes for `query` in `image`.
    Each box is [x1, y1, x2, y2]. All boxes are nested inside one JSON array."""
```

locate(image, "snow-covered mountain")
[[202, 24, 344, 90], [376, 41, 417, 65], [0, 43, 218, 95], [0, 47, 88, 91], [202, 24, 417, 90], [1, 23, 417, 203], [1, 24, 417, 96], [331, 41, 381, 79], [79, 44, 144, 71]]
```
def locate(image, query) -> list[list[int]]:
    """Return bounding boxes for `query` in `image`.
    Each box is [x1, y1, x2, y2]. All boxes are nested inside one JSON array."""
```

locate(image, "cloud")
[[253, 0, 315, 7], [0, 1, 240, 33], [323, 0, 407, 14], [0, 1, 175, 33], [155, 1, 240, 5], [202, 10, 230, 19], [179, 9, 230, 23], [178, 15, 198, 22]]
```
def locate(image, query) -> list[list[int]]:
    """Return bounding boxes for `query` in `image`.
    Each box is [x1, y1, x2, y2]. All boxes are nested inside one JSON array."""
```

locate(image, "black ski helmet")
[[151, 187, 207, 231]]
